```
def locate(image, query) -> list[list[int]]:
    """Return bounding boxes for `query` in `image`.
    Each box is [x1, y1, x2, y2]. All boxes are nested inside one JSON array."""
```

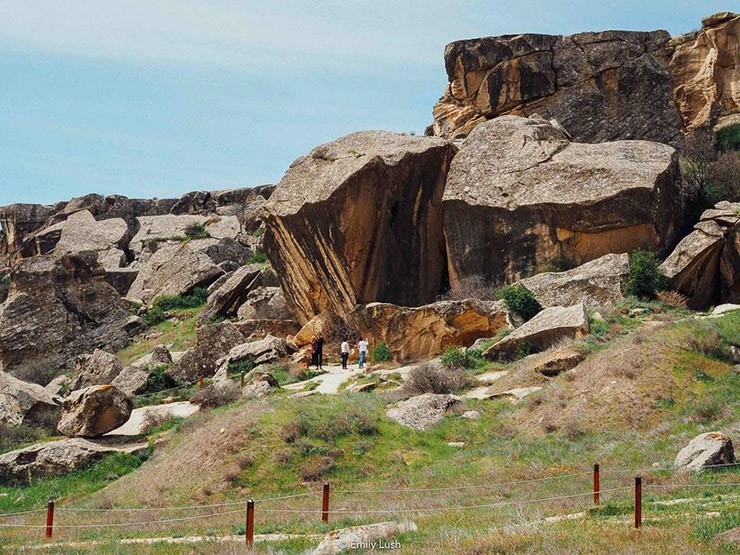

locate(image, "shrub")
[[625, 251, 669, 300], [246, 252, 268, 265], [497, 284, 542, 321], [401, 362, 473, 396], [440, 346, 483, 370], [184, 224, 210, 240], [281, 400, 378, 444], [656, 290, 688, 308], [371, 341, 392, 363], [0, 423, 48, 454], [136, 365, 178, 395], [190, 382, 241, 409], [299, 456, 336, 482], [143, 287, 209, 326], [141, 411, 175, 434], [685, 332, 734, 364], [716, 124, 740, 152]]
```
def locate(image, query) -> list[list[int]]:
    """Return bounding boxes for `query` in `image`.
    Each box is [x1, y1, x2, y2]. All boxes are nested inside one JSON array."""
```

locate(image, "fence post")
[[322, 482, 331, 523], [198, 377, 205, 389], [45, 500, 54, 539], [241, 371, 245, 387], [634, 477, 642, 529], [246, 499, 255, 548], [593, 464, 600, 505]]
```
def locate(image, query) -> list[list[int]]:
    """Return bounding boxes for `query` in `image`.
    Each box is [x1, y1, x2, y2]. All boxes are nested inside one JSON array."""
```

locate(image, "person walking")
[[310, 335, 318, 369], [357, 337, 369, 369], [340, 338, 350, 370], [314, 334, 325, 371]]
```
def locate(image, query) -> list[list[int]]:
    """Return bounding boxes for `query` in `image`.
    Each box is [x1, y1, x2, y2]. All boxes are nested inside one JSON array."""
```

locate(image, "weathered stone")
[[386, 393, 462, 431], [348, 299, 511, 363], [0, 372, 61, 429], [233, 319, 300, 341], [236, 287, 292, 321], [70, 350, 125, 391], [103, 267, 139, 296], [0, 437, 147, 484], [110, 366, 151, 396], [242, 373, 279, 399], [312, 521, 417, 555], [526, 345, 585, 376], [54, 210, 129, 260], [484, 304, 588, 361], [670, 13, 739, 130], [220, 336, 296, 368], [263, 131, 456, 322], [432, 30, 681, 144], [444, 116, 681, 287], [0, 203, 52, 264], [129, 214, 240, 259], [199, 264, 263, 322], [520, 254, 629, 309], [0, 253, 139, 382], [167, 321, 245, 382], [44, 375, 72, 397], [661, 201, 740, 309], [674, 432, 735, 471], [57, 385, 133, 438], [488, 386, 543, 402], [149, 345, 173, 367]]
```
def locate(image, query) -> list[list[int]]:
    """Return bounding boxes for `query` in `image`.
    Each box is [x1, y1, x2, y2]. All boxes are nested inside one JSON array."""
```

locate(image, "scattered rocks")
[[488, 386, 543, 402], [0, 372, 62, 429], [198, 264, 263, 321], [674, 432, 735, 472], [70, 349, 126, 391], [53, 210, 129, 265], [386, 393, 463, 431], [484, 304, 589, 361], [221, 335, 297, 368], [526, 345, 585, 376], [57, 385, 133, 438], [312, 521, 416, 555], [167, 321, 245, 383]]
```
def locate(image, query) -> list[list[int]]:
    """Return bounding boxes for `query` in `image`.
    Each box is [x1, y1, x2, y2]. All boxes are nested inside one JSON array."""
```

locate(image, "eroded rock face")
[[520, 253, 629, 309], [386, 393, 462, 431], [71, 350, 125, 391], [57, 385, 133, 438], [54, 210, 129, 265], [263, 131, 457, 323], [431, 30, 681, 144], [220, 335, 297, 368], [443, 116, 681, 288], [348, 299, 510, 363], [167, 321, 245, 382], [670, 13, 739, 131], [199, 264, 267, 322], [0, 204, 52, 264], [0, 372, 61, 429], [484, 303, 589, 361], [674, 431, 735, 471], [0, 253, 142, 382], [661, 201, 739, 309]]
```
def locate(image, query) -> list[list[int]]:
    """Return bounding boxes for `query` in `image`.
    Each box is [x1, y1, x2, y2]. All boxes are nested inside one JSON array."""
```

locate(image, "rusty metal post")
[[322, 482, 330, 523], [246, 499, 255, 548], [198, 377, 205, 389], [241, 371, 245, 387], [634, 477, 642, 529], [45, 500, 54, 539], [593, 464, 600, 505]]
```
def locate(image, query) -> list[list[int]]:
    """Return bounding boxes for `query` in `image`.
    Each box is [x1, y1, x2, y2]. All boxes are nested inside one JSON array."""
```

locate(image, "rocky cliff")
[[431, 12, 739, 141]]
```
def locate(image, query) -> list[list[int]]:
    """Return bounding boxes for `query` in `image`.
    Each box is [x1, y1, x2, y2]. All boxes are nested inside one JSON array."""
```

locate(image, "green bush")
[[440, 345, 482, 370], [184, 224, 210, 240], [247, 252, 269, 265], [136, 365, 178, 395], [0, 274, 9, 285], [625, 251, 670, 300], [716, 124, 740, 152], [143, 287, 209, 326], [497, 284, 542, 321], [371, 341, 392, 363]]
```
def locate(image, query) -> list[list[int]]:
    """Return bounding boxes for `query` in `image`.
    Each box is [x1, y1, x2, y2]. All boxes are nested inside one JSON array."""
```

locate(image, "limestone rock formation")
[[0, 372, 61, 429], [220, 335, 297, 368], [670, 12, 739, 131], [431, 30, 681, 144], [661, 201, 739, 309], [525, 345, 586, 376], [234, 318, 300, 341], [236, 287, 292, 321], [0, 253, 143, 382], [443, 116, 681, 288], [348, 299, 511, 363], [0, 203, 52, 264], [0, 437, 147, 484], [674, 431, 735, 471], [520, 253, 629, 309], [198, 264, 275, 322], [167, 321, 246, 382], [53, 210, 129, 268], [484, 303, 588, 361], [110, 366, 151, 396], [312, 521, 417, 555], [263, 131, 456, 322], [57, 385, 133, 438], [386, 393, 462, 430], [70, 350, 126, 391]]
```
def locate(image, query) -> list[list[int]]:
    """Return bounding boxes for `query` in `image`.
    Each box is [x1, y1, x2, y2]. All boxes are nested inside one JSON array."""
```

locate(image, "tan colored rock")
[[71, 349, 125, 391], [526, 345, 585, 376], [167, 321, 245, 382], [57, 385, 133, 438], [348, 299, 511, 363], [233, 318, 299, 341], [220, 335, 296, 367], [520, 254, 629, 309], [674, 431, 735, 471], [484, 304, 588, 361], [263, 131, 456, 323], [110, 366, 151, 396], [661, 201, 739, 309], [54, 210, 129, 260], [0, 371, 61, 429], [312, 521, 417, 555], [444, 116, 681, 287], [670, 13, 739, 130], [386, 393, 462, 431], [129, 214, 240, 259]]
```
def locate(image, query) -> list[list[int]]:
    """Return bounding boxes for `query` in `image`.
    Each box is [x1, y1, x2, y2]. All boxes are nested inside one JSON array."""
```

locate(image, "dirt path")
[[107, 401, 200, 436], [284, 365, 363, 394]]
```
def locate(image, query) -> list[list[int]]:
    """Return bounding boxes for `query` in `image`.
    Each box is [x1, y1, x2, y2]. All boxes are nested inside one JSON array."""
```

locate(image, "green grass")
[[116, 308, 199, 365], [246, 251, 269, 265]]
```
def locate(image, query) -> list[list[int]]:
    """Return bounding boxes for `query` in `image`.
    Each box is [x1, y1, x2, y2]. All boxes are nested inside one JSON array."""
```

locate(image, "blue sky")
[[0, 1, 731, 205]]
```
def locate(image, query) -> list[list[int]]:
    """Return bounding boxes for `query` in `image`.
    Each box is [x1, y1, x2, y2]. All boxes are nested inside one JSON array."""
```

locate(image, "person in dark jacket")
[[310, 336, 318, 369], [314, 334, 325, 371]]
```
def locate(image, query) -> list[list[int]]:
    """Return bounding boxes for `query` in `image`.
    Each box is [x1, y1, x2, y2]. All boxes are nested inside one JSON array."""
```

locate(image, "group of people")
[[309, 335, 370, 371]]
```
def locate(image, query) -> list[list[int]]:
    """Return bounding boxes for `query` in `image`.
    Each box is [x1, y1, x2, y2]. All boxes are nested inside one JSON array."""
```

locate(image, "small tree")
[[625, 251, 670, 300], [497, 284, 542, 321], [371, 342, 392, 363]]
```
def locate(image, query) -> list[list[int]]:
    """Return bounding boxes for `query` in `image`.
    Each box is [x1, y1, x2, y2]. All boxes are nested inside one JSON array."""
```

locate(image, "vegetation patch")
[[625, 251, 669, 300], [183, 224, 210, 240], [497, 284, 542, 321], [246, 251, 269, 265], [143, 287, 209, 326], [371, 341, 393, 363]]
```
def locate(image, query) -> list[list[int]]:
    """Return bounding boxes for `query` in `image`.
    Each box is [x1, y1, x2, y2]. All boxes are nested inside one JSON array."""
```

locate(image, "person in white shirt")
[[340, 339, 350, 369], [357, 338, 369, 369]]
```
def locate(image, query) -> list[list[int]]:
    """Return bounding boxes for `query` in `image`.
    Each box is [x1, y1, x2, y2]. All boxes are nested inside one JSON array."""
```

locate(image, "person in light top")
[[340, 338, 350, 370], [357, 337, 369, 369]]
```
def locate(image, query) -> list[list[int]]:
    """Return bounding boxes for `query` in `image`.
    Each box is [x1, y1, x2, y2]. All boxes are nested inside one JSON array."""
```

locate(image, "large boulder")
[[57, 385, 133, 438], [674, 432, 735, 472], [263, 131, 457, 323], [167, 321, 245, 382], [53, 210, 129, 265], [236, 287, 292, 321], [0, 372, 61, 429], [431, 30, 681, 144], [0, 253, 143, 383], [348, 299, 511, 363], [70, 350, 125, 391], [443, 115, 681, 287], [0, 203, 52, 265], [670, 13, 739, 131], [220, 335, 297, 367], [312, 521, 417, 555], [198, 264, 267, 322], [484, 303, 589, 361], [661, 201, 739, 309], [0, 437, 147, 484], [110, 366, 151, 396], [386, 393, 462, 431], [520, 253, 629, 309]]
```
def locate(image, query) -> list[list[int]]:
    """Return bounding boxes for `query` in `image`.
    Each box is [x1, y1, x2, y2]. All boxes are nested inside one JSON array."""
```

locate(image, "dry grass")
[[401, 362, 473, 396]]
